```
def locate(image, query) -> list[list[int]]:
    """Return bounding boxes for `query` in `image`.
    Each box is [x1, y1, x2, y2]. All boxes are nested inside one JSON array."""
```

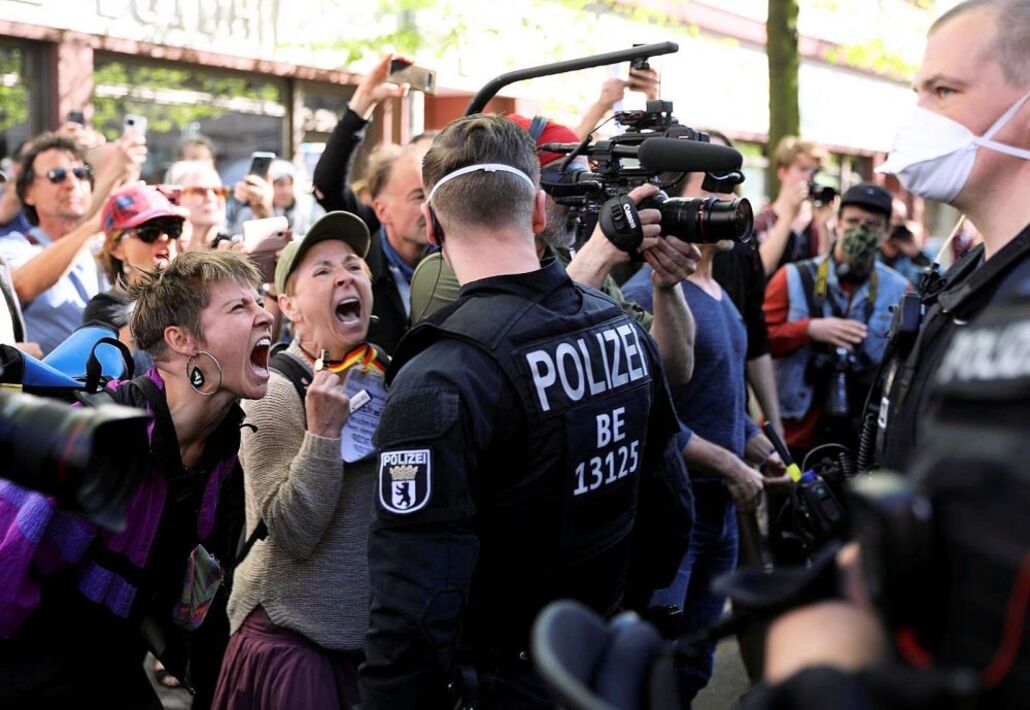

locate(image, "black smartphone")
[[389, 59, 436, 95], [67, 110, 86, 126], [248, 151, 275, 178]]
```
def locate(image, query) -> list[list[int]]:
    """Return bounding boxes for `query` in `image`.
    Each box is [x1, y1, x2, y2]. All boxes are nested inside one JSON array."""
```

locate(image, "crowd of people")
[[0, 0, 1028, 707]]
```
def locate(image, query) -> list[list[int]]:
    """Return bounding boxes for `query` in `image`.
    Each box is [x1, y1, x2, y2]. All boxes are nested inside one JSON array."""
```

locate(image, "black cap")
[[839, 182, 892, 219]]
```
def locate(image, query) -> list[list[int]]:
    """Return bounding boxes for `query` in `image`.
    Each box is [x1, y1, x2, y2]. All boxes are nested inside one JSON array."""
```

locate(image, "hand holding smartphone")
[[248, 151, 275, 179], [388, 58, 436, 95], [123, 114, 147, 140], [241, 216, 291, 283]]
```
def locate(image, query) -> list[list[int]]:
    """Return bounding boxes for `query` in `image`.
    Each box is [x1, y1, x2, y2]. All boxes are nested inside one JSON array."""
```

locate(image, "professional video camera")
[[0, 389, 149, 530], [0, 336, 150, 531], [537, 98, 754, 250]]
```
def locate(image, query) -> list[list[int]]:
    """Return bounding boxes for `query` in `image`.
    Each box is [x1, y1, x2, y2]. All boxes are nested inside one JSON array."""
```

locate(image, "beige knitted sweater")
[[228, 341, 375, 651]]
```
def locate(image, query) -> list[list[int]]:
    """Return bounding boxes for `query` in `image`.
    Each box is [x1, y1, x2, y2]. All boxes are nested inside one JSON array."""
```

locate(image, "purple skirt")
[[212, 607, 362, 710]]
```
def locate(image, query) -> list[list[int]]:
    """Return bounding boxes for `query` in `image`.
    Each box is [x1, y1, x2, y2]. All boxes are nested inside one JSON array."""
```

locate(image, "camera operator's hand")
[[725, 458, 765, 513], [643, 237, 700, 288], [808, 317, 867, 349], [568, 183, 662, 288], [235, 175, 274, 219], [627, 67, 660, 100], [305, 369, 351, 439], [349, 54, 409, 120]]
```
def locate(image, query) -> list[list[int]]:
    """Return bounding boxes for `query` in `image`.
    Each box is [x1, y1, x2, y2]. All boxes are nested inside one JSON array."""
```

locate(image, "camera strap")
[[797, 259, 877, 325]]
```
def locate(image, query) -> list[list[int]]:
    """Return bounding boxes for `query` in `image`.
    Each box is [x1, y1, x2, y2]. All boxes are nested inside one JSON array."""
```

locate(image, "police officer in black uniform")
[[358, 115, 692, 709], [863, 0, 1030, 472]]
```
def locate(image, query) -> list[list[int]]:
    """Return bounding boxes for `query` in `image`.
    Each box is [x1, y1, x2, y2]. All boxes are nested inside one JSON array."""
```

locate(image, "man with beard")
[[764, 183, 909, 458], [409, 114, 700, 383]]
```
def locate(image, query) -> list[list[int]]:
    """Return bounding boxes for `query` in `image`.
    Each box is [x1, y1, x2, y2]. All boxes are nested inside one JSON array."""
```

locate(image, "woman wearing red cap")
[[84, 184, 188, 372]]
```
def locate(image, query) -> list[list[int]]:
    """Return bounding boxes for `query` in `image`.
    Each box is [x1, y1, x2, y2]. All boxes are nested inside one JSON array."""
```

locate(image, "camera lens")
[[0, 391, 151, 530], [657, 195, 754, 244]]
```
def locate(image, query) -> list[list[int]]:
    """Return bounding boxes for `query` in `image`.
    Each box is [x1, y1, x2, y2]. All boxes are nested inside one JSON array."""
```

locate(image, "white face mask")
[[876, 93, 1030, 203]]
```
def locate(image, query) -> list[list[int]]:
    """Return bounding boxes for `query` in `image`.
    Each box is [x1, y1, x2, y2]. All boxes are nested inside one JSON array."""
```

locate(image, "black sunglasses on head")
[[127, 220, 184, 243], [42, 166, 93, 184]]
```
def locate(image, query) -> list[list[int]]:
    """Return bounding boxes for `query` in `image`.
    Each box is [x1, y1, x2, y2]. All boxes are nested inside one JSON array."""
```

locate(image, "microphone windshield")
[[637, 138, 743, 174]]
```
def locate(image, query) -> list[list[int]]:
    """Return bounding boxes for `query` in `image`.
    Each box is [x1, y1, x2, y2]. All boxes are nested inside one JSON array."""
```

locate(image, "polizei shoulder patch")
[[379, 449, 432, 514]]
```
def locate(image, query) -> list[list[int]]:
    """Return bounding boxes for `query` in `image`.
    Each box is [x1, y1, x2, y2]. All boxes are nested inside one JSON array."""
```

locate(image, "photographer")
[[764, 184, 909, 457], [878, 199, 932, 287], [0, 250, 274, 707], [359, 114, 692, 709], [755, 137, 833, 277]]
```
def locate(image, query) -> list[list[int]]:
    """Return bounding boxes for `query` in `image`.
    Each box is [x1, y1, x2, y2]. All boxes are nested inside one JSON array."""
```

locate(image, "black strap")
[[269, 350, 310, 411], [796, 260, 822, 318], [83, 336, 135, 393]]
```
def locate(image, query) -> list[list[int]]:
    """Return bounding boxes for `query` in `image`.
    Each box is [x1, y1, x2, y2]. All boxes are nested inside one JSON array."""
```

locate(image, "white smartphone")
[[123, 114, 147, 139]]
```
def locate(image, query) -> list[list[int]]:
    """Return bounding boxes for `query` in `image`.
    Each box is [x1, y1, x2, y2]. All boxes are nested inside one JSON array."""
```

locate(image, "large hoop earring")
[[186, 350, 223, 397]]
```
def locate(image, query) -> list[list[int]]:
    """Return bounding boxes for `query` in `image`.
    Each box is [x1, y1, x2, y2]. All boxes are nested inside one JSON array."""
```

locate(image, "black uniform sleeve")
[[311, 107, 380, 232], [360, 346, 506, 709]]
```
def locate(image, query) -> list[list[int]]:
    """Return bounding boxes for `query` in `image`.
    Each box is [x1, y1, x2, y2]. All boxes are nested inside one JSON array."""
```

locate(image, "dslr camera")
[[537, 99, 754, 250], [808, 168, 838, 206]]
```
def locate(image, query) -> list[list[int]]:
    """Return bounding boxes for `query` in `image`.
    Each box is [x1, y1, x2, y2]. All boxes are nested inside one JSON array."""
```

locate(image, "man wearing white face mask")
[[866, 0, 1030, 472]]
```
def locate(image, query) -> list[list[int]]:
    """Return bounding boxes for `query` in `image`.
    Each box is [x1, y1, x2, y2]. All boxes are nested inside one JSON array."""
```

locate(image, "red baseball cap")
[[102, 184, 188, 236], [507, 114, 581, 167]]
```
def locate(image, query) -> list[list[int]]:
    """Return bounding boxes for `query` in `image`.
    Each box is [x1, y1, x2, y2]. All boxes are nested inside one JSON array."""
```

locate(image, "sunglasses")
[[125, 220, 184, 243], [42, 166, 93, 184], [182, 185, 230, 199]]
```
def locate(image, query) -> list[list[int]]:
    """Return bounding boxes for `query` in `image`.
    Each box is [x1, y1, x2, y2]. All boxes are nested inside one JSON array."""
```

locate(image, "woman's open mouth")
[[335, 297, 362, 325], [250, 336, 271, 377]]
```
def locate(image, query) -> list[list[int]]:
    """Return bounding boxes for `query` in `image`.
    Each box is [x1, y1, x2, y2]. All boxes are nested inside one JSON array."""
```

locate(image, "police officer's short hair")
[[932, 0, 1030, 86], [422, 114, 540, 232]]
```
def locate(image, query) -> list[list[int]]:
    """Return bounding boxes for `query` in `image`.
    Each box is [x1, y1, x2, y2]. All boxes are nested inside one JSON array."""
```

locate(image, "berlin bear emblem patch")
[[378, 449, 431, 514]]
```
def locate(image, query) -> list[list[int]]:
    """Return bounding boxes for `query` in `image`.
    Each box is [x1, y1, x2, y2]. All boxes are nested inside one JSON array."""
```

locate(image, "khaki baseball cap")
[[274, 211, 371, 294]]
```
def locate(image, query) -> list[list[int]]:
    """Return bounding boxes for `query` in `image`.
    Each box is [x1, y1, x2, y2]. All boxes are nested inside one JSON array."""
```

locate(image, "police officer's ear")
[[531, 189, 547, 236], [422, 202, 444, 246]]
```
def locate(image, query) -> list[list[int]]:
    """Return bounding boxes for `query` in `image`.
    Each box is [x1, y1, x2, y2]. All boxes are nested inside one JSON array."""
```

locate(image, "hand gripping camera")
[[538, 99, 754, 251]]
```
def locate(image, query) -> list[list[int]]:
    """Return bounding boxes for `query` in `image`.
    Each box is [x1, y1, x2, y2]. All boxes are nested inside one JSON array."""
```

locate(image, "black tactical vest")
[[389, 283, 674, 652]]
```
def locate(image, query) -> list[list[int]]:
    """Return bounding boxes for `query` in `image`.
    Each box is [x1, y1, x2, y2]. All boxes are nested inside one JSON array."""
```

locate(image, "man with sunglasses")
[[0, 134, 107, 355]]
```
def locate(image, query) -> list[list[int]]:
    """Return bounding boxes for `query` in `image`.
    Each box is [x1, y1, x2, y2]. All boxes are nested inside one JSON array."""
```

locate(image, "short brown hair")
[[366, 143, 404, 200], [421, 114, 540, 232], [931, 0, 1030, 86], [128, 250, 261, 361], [772, 136, 825, 171], [16, 133, 89, 226]]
